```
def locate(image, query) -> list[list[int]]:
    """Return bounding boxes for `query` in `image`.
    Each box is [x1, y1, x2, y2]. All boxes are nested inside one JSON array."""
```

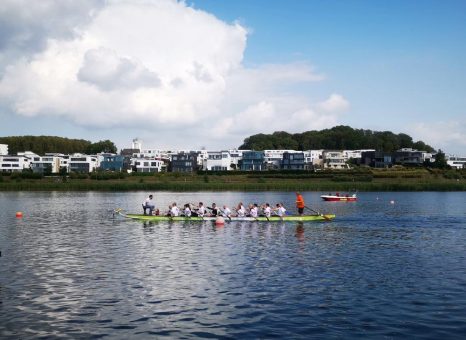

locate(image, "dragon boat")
[[115, 209, 335, 222]]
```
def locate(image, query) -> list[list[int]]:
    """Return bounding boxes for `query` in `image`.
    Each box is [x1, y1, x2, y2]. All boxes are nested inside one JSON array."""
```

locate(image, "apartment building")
[[203, 151, 232, 171]]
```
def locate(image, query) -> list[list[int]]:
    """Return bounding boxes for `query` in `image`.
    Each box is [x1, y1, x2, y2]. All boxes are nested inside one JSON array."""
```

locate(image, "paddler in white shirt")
[[263, 203, 272, 218], [170, 202, 180, 217], [196, 202, 206, 217], [183, 204, 191, 217], [236, 202, 246, 217], [250, 204, 259, 218], [222, 205, 232, 218], [275, 203, 286, 219]]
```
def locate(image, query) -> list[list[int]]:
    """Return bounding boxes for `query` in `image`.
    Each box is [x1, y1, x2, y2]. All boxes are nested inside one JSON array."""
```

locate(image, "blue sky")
[[0, 0, 465, 154], [194, 0, 466, 145]]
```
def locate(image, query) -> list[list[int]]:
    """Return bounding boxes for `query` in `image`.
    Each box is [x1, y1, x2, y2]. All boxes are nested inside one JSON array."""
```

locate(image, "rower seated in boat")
[[262, 203, 272, 218], [183, 203, 191, 217], [170, 202, 180, 217], [193, 202, 206, 217], [221, 205, 232, 218], [235, 202, 246, 217], [249, 204, 259, 218], [207, 203, 218, 216], [274, 203, 286, 218]]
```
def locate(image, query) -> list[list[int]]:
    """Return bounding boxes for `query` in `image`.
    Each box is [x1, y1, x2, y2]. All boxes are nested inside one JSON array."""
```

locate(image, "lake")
[[1, 191, 466, 338]]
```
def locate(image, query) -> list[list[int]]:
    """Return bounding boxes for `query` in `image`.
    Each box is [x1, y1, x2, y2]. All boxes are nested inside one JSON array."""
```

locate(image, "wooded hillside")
[[0, 136, 117, 155], [239, 126, 435, 152]]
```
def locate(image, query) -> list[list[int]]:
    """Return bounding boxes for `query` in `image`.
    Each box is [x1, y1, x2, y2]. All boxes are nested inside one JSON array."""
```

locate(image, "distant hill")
[[239, 126, 435, 152], [0, 136, 117, 155]]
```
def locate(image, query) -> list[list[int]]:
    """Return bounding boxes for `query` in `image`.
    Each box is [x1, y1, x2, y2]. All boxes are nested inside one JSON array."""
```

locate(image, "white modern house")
[[31, 154, 64, 174], [447, 155, 466, 169], [343, 149, 375, 161], [322, 150, 350, 169], [304, 150, 324, 169], [203, 151, 232, 171], [0, 144, 8, 155], [68, 154, 99, 173], [131, 157, 165, 172], [0, 155, 31, 172]]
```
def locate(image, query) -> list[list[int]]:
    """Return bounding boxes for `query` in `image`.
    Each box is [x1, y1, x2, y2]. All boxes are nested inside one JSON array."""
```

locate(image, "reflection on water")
[[1, 191, 466, 338]]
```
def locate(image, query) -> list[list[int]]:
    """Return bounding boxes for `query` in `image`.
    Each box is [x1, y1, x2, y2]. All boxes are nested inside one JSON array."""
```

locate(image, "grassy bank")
[[0, 168, 465, 191]]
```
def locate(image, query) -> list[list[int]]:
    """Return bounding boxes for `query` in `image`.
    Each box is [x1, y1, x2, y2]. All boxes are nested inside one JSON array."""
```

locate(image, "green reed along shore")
[[1, 168, 465, 191]]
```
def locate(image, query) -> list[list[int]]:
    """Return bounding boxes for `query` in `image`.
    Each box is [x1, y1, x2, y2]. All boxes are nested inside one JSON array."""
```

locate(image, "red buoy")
[[16, 211, 23, 218]]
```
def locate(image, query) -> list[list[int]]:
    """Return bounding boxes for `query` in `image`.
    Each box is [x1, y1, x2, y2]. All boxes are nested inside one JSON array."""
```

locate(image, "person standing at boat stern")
[[295, 192, 305, 216], [143, 194, 155, 215]]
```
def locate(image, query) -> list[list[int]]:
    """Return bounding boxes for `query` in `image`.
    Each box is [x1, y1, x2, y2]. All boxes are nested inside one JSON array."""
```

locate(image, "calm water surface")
[[1, 191, 465, 339]]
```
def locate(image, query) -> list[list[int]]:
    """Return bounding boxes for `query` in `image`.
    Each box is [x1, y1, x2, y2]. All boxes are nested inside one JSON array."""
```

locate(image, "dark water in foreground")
[[1, 191, 466, 339]]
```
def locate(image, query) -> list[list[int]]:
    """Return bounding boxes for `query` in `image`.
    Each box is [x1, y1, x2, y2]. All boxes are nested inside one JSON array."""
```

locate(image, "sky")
[[0, 0, 465, 154]]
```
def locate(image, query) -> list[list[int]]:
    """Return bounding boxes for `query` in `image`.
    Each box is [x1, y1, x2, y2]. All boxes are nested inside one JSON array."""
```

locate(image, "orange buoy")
[[215, 216, 225, 226], [16, 211, 23, 218]]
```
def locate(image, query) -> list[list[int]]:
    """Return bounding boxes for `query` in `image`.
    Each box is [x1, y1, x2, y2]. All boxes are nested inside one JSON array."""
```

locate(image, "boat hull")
[[120, 213, 335, 222], [321, 195, 357, 202]]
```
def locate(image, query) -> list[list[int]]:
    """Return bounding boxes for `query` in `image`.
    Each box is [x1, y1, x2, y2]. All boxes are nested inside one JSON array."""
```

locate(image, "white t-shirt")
[[237, 206, 245, 217], [198, 206, 206, 217], [171, 206, 180, 217], [277, 206, 286, 217], [222, 207, 231, 217], [184, 207, 191, 217], [263, 206, 271, 217], [250, 207, 258, 218], [144, 197, 153, 207]]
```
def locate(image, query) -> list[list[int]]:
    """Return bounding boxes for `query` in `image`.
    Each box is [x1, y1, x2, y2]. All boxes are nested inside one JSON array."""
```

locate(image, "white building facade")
[[447, 155, 466, 169], [0, 144, 8, 155], [131, 158, 165, 172], [0, 155, 31, 172], [203, 151, 232, 171], [69, 154, 99, 173], [323, 150, 350, 169]]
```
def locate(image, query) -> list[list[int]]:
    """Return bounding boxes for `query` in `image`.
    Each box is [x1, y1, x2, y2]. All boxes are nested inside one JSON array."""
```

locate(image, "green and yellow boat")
[[115, 209, 335, 222]]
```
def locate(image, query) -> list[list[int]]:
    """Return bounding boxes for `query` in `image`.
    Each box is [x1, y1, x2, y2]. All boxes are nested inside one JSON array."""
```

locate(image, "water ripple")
[[1, 191, 466, 338]]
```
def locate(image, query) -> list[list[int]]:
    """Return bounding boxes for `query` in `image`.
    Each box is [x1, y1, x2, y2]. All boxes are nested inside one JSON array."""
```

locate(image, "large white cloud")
[[412, 121, 466, 155], [0, 0, 349, 147]]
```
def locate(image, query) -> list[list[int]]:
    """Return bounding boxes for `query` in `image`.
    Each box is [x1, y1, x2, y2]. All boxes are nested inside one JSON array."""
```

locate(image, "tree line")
[[0, 136, 117, 155], [239, 126, 435, 152]]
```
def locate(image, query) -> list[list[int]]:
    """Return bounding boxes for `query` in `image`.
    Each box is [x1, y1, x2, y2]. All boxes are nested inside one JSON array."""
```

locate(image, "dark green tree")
[[239, 126, 435, 152], [86, 140, 117, 154], [431, 150, 450, 169]]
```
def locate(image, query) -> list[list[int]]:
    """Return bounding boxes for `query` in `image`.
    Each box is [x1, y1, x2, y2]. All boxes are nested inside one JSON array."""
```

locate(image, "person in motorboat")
[[142, 194, 155, 215]]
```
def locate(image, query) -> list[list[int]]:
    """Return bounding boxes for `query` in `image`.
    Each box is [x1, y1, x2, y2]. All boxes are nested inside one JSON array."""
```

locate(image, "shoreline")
[[1, 169, 465, 191], [0, 181, 465, 192]]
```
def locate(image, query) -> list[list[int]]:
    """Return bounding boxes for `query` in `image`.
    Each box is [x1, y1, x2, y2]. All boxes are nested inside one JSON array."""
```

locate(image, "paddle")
[[304, 206, 331, 221]]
